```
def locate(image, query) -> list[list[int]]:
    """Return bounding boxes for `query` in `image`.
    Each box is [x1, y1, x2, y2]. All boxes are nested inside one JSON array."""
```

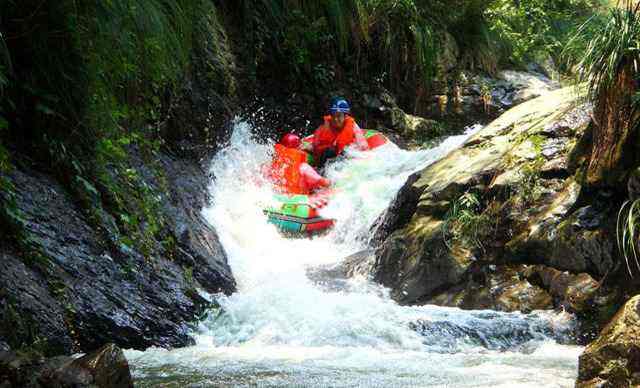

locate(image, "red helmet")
[[280, 133, 301, 149]]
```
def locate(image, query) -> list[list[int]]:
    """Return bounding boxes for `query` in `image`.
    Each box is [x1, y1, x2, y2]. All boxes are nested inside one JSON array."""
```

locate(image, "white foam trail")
[[126, 121, 582, 387]]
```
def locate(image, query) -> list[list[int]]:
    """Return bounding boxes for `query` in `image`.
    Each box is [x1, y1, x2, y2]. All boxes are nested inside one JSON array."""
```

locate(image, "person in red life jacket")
[[307, 97, 369, 167], [269, 133, 331, 195]]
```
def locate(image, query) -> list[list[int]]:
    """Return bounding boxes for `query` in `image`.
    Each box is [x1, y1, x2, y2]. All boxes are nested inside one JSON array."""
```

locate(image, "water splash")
[[126, 121, 582, 387]]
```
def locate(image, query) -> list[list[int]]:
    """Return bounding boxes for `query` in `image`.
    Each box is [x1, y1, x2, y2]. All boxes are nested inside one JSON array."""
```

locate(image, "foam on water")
[[126, 121, 582, 387]]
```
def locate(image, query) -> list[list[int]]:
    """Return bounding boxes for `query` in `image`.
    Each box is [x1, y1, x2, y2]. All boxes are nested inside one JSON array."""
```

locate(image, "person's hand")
[[319, 178, 331, 187]]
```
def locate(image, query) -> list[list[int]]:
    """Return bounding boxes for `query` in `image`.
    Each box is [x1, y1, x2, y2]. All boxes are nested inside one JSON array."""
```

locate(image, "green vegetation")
[[443, 191, 494, 251], [617, 198, 640, 277], [0, 0, 236, 260], [0, 0, 616, 262], [567, 3, 640, 277], [221, 0, 603, 110], [569, 2, 640, 105], [486, 0, 606, 69]]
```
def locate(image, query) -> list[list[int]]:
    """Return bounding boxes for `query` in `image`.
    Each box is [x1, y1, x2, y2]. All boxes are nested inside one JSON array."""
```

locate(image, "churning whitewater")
[[126, 122, 582, 387]]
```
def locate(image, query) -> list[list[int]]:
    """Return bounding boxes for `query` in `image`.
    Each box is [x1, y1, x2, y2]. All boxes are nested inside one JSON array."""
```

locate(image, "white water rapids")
[[126, 122, 583, 387]]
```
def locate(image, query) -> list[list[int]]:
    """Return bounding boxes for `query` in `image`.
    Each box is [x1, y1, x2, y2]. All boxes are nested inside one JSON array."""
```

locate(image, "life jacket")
[[313, 115, 357, 160], [270, 144, 309, 194]]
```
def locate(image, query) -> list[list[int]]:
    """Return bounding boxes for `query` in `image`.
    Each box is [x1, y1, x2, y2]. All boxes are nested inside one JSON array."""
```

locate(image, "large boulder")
[[373, 87, 595, 309], [0, 343, 133, 388], [577, 295, 640, 387]]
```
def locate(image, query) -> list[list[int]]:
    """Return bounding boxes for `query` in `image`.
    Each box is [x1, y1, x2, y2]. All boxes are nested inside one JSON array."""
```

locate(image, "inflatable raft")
[[265, 129, 389, 236], [264, 192, 334, 235]]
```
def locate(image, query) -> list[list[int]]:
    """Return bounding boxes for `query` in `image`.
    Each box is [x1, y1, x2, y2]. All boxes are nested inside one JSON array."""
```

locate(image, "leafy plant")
[[517, 158, 545, 206], [568, 2, 640, 104], [443, 191, 493, 251], [617, 198, 640, 277]]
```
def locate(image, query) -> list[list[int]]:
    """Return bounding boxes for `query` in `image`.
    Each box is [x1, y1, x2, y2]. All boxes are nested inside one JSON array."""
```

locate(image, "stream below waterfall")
[[126, 121, 583, 387]]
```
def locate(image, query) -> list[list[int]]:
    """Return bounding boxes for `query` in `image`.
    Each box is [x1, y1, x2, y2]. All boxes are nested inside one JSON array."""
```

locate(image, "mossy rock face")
[[374, 216, 474, 305], [577, 295, 640, 388], [0, 152, 235, 355], [373, 87, 594, 308]]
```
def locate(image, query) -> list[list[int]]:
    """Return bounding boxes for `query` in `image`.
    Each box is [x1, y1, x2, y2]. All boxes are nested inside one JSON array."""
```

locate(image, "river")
[[125, 121, 583, 387]]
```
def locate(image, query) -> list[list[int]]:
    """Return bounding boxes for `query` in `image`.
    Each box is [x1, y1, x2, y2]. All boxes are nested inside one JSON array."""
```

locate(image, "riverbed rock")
[[0, 343, 133, 388], [577, 295, 640, 387], [448, 70, 561, 122], [426, 265, 554, 313], [373, 87, 596, 309], [0, 151, 235, 355], [524, 266, 600, 314]]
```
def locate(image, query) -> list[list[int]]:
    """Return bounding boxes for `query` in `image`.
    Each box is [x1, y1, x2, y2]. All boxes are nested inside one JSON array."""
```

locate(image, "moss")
[[0, 293, 54, 357], [528, 134, 547, 152]]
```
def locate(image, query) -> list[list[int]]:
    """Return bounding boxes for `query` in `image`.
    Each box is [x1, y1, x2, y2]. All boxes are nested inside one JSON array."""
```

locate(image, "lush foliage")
[[572, 3, 640, 277], [0, 0, 233, 258], [443, 191, 494, 251], [486, 0, 606, 68], [568, 2, 640, 105]]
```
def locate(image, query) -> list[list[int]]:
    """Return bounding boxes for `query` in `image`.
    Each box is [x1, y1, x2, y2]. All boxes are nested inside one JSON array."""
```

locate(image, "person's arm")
[[353, 123, 369, 151], [300, 163, 330, 191]]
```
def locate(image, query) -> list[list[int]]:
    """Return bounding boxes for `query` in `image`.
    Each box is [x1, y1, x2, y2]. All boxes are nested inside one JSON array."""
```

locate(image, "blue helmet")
[[329, 97, 350, 114]]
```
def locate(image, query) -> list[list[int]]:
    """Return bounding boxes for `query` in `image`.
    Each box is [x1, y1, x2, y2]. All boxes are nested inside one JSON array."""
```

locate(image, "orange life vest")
[[313, 115, 357, 160], [270, 144, 309, 194]]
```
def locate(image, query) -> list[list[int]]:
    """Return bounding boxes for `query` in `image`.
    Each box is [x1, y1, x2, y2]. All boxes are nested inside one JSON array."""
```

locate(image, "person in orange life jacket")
[[269, 133, 331, 194], [307, 98, 369, 167]]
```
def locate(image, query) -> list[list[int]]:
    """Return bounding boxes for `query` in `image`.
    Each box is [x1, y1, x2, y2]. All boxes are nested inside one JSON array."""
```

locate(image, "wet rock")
[[0, 343, 133, 388], [577, 295, 640, 387], [339, 249, 377, 278], [411, 309, 567, 352], [524, 266, 600, 313], [373, 88, 592, 305], [371, 172, 421, 245], [306, 250, 376, 292], [497, 70, 560, 106], [374, 218, 474, 304], [159, 155, 236, 294], [0, 251, 73, 356], [427, 265, 553, 313], [454, 70, 562, 120], [509, 199, 615, 277], [0, 153, 235, 354]]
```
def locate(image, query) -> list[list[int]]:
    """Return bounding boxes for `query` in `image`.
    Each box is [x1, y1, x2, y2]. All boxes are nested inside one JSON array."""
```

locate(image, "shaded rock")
[[577, 295, 640, 387], [435, 31, 459, 75], [0, 251, 73, 356], [53, 343, 133, 388], [0, 343, 132, 388], [427, 265, 553, 313], [0, 153, 235, 355], [509, 199, 615, 277], [374, 217, 474, 304], [159, 155, 236, 294], [524, 266, 600, 313], [371, 172, 421, 245]]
